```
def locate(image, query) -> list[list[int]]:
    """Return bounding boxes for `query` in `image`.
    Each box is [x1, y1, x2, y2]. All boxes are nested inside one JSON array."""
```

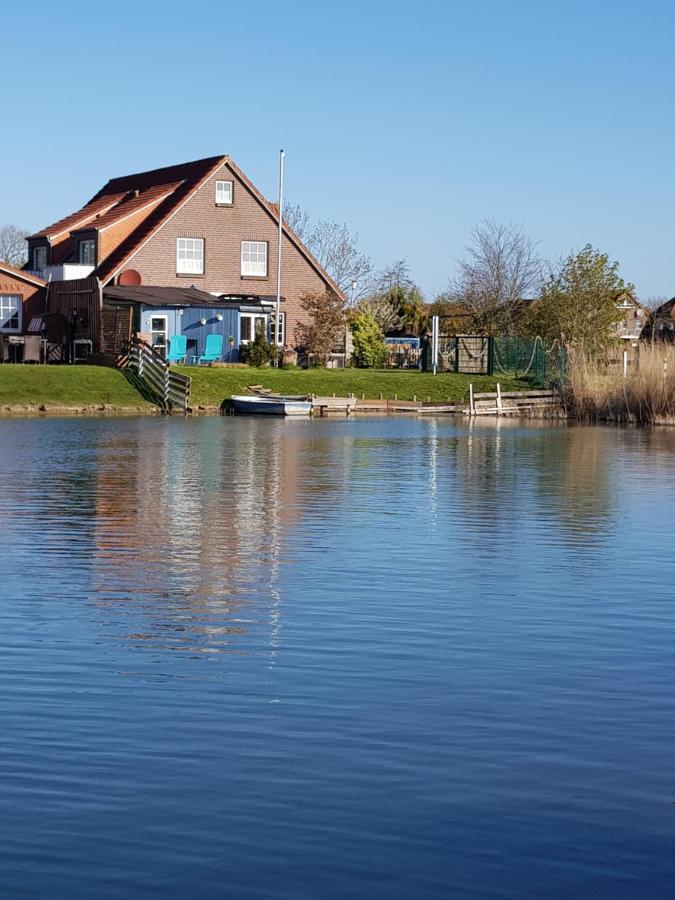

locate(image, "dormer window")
[[32, 246, 47, 271], [215, 181, 233, 205], [79, 239, 96, 266]]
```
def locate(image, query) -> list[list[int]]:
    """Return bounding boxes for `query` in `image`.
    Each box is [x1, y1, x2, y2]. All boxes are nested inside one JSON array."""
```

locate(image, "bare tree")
[[283, 202, 372, 301], [451, 220, 542, 334], [372, 258, 414, 293], [642, 295, 669, 310], [282, 202, 311, 242], [0, 225, 29, 267]]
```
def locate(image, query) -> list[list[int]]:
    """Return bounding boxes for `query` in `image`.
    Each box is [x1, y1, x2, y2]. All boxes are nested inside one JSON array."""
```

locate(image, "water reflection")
[[86, 419, 334, 656], [2, 416, 673, 658]]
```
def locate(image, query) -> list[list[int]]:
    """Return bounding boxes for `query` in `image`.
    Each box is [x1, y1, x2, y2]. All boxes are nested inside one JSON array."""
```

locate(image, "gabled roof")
[[28, 155, 345, 301], [94, 157, 226, 283], [226, 158, 346, 302], [0, 260, 46, 286], [28, 192, 129, 241]]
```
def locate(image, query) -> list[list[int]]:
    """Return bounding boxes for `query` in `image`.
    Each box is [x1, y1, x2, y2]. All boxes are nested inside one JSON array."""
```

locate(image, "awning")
[[103, 285, 283, 309], [27, 317, 45, 332]]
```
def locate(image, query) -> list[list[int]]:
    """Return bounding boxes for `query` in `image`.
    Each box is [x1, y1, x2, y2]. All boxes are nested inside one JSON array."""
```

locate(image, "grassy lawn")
[[0, 365, 154, 409], [174, 366, 532, 407]]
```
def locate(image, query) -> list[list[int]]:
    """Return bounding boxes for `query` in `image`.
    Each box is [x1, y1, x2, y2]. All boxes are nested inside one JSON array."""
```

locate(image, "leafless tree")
[[283, 202, 311, 242], [0, 224, 29, 267], [283, 202, 372, 301], [450, 220, 542, 334], [372, 258, 414, 293], [642, 295, 669, 310]]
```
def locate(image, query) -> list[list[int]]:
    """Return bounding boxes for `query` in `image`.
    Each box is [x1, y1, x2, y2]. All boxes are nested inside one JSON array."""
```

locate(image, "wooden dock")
[[310, 395, 463, 416]]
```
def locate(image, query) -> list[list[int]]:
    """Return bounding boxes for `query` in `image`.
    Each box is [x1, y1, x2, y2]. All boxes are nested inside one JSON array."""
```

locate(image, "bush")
[[350, 311, 387, 368], [240, 329, 279, 368]]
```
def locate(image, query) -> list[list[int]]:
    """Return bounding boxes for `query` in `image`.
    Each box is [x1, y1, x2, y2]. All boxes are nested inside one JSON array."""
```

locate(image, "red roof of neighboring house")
[[0, 260, 46, 286]]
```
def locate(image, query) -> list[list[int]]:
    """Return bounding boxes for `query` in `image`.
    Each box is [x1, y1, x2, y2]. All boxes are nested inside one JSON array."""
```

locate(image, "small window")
[[215, 181, 233, 205], [241, 241, 267, 277], [0, 294, 21, 332], [269, 311, 285, 345], [79, 239, 95, 266], [176, 237, 204, 274], [32, 246, 47, 271]]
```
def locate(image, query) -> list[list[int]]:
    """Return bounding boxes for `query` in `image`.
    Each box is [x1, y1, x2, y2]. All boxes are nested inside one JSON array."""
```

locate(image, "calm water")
[[1, 416, 675, 899]]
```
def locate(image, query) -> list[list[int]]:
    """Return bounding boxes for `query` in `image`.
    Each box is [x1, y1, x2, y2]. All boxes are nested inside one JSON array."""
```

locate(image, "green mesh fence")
[[491, 336, 566, 386]]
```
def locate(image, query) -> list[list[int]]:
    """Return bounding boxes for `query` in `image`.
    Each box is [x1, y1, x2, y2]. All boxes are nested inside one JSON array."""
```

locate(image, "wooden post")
[[622, 349, 628, 378], [496, 382, 502, 414], [469, 383, 474, 416]]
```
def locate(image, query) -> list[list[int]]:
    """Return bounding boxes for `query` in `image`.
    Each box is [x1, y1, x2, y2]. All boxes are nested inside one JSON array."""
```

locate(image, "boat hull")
[[231, 396, 312, 416]]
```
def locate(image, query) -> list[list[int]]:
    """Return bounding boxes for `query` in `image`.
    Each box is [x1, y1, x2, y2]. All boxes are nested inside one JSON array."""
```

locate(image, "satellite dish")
[[118, 269, 142, 286]]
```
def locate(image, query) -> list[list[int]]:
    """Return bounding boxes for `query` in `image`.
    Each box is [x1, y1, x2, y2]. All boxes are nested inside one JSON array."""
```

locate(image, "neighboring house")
[[26, 155, 344, 359], [641, 297, 675, 342], [0, 261, 46, 336], [614, 291, 647, 340]]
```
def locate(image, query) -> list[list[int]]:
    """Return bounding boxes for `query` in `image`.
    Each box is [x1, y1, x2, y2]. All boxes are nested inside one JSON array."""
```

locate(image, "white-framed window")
[[176, 237, 204, 274], [32, 246, 47, 271], [240, 313, 267, 344], [215, 180, 233, 205], [79, 239, 95, 266], [241, 241, 267, 277], [268, 311, 285, 345], [0, 294, 21, 332]]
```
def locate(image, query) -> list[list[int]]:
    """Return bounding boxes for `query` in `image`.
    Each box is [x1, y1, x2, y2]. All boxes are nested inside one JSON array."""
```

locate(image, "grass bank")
[[0, 365, 155, 413], [566, 345, 675, 425], [175, 366, 531, 408]]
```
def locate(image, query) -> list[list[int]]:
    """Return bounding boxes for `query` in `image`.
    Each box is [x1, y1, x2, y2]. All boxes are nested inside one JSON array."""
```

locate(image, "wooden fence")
[[124, 337, 191, 413]]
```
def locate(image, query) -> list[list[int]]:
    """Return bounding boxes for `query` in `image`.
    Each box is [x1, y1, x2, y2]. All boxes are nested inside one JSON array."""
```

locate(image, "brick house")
[[614, 291, 647, 341], [26, 156, 344, 359], [0, 260, 46, 339]]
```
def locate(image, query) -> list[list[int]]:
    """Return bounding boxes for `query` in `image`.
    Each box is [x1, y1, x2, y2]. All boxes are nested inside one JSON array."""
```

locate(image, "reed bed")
[[565, 344, 675, 425]]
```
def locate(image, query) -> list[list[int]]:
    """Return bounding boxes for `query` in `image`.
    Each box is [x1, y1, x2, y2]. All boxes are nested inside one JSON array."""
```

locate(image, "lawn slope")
[[175, 366, 531, 408], [0, 365, 154, 411]]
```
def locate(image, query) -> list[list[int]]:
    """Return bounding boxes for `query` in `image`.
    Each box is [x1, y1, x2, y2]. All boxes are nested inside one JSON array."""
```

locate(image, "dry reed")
[[565, 344, 675, 424]]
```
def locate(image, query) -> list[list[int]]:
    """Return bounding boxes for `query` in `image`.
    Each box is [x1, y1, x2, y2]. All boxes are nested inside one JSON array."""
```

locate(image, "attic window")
[[215, 181, 233, 205], [79, 239, 96, 266], [32, 246, 47, 271]]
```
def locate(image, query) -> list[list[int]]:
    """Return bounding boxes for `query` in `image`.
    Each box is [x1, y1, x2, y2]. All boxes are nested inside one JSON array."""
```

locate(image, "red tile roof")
[[28, 193, 128, 240], [27, 154, 345, 300], [94, 157, 226, 283], [71, 182, 182, 232], [0, 260, 46, 286]]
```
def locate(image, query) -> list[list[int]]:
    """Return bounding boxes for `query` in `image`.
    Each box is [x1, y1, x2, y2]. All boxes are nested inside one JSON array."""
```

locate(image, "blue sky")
[[4, 0, 675, 299]]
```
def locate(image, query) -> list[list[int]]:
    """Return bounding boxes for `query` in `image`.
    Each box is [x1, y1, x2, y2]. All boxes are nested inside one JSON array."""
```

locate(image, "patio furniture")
[[23, 335, 42, 364], [166, 334, 187, 364], [198, 334, 223, 365]]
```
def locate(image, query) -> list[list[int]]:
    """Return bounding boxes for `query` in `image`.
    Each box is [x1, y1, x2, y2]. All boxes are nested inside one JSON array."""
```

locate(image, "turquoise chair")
[[198, 333, 223, 365], [166, 334, 187, 364]]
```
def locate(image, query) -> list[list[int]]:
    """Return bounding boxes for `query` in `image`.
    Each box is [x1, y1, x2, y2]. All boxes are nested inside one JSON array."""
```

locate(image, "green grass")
[[0, 365, 154, 408], [174, 366, 532, 407]]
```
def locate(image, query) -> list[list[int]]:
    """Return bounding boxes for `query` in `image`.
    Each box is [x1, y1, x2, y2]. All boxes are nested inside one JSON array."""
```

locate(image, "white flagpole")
[[275, 149, 285, 365]]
